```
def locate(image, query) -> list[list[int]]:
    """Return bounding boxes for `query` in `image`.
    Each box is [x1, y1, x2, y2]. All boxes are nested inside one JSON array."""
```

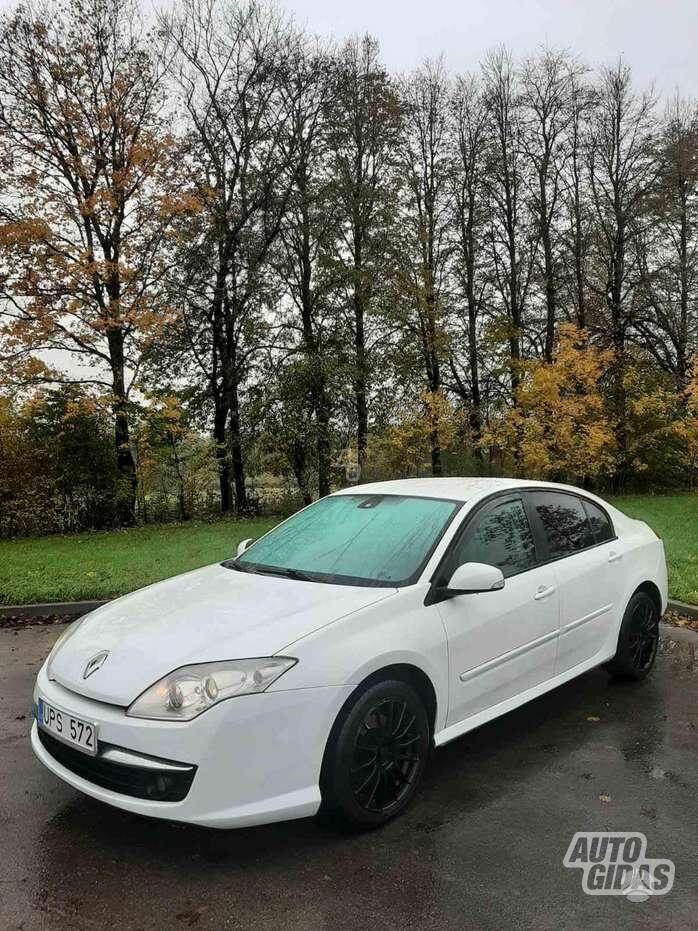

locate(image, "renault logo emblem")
[[83, 650, 109, 679]]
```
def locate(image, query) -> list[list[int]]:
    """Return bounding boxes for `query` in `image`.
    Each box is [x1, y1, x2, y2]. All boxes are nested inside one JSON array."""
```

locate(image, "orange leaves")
[[158, 191, 204, 219], [0, 218, 51, 247]]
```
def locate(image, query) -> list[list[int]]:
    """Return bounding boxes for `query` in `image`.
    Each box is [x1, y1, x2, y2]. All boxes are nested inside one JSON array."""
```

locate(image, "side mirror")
[[446, 562, 505, 595], [236, 538, 255, 558]]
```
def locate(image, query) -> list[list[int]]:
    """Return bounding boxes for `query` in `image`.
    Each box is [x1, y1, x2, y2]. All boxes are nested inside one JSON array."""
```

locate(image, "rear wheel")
[[321, 679, 430, 828], [605, 591, 659, 681]]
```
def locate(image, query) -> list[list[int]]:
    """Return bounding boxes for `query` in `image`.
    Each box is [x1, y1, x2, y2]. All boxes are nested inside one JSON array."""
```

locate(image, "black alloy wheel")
[[350, 696, 422, 813], [321, 679, 430, 828], [606, 591, 660, 681]]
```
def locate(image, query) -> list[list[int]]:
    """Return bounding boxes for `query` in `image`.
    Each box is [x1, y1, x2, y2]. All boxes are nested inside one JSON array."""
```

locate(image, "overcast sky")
[[284, 0, 697, 100], [0, 0, 694, 99]]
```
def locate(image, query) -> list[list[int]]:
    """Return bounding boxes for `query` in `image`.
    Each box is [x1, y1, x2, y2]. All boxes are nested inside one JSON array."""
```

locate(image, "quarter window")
[[449, 498, 537, 578], [529, 492, 594, 558], [582, 499, 614, 544]]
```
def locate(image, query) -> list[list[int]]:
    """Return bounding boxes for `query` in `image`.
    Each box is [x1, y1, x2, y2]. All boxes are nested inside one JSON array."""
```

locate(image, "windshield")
[[229, 494, 460, 586]]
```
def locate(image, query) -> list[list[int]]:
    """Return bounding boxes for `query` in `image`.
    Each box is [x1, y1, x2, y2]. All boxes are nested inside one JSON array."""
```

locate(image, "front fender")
[[272, 585, 449, 733]]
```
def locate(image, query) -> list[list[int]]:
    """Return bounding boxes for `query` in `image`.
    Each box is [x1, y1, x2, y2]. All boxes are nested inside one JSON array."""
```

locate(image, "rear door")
[[525, 491, 624, 674], [436, 495, 559, 728]]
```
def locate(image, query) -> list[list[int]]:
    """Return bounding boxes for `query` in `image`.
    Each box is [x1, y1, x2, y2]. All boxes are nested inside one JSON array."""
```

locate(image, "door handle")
[[608, 551, 623, 563], [534, 585, 556, 601]]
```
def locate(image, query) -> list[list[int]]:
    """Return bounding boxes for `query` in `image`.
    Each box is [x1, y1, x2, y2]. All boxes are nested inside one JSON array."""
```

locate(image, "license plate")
[[36, 697, 98, 756]]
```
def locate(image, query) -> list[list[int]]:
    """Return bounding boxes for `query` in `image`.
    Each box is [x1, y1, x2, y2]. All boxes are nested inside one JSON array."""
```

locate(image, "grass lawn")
[[0, 494, 696, 606], [608, 495, 698, 606], [0, 518, 277, 605]]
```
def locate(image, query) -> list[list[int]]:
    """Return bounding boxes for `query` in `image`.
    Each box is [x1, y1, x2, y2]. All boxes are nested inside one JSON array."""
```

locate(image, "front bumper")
[[32, 664, 352, 829]]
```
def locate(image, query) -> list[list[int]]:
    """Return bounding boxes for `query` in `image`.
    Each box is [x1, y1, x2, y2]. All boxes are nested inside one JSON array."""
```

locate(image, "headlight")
[[126, 657, 298, 721], [46, 619, 84, 680]]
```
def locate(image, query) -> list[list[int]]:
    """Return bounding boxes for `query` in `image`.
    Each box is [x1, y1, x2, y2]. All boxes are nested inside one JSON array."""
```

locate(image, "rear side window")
[[582, 499, 614, 544], [529, 492, 594, 559], [449, 497, 537, 578]]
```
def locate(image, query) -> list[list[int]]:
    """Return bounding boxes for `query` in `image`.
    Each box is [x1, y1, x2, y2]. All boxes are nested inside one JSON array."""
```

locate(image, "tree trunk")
[[353, 279, 368, 475], [291, 441, 312, 506], [213, 400, 232, 513], [229, 380, 247, 512], [465, 237, 483, 458], [425, 287, 443, 477], [677, 190, 689, 385], [314, 365, 332, 496], [429, 427, 443, 477], [107, 327, 137, 526], [542, 222, 556, 361], [169, 433, 188, 522], [610, 226, 628, 490]]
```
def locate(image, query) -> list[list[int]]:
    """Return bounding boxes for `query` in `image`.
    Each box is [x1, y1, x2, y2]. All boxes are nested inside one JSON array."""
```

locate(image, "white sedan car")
[[32, 478, 667, 829]]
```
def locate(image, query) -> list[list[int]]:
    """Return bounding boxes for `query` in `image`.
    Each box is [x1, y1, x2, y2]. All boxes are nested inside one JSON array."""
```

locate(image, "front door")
[[436, 495, 559, 728]]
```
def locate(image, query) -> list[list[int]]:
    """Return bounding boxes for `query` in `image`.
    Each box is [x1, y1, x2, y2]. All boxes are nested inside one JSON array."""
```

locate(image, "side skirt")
[[433, 648, 615, 748]]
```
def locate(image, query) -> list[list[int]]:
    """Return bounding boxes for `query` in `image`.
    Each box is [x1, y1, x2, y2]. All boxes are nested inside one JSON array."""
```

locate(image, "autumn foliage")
[[0, 0, 697, 536], [483, 326, 617, 483]]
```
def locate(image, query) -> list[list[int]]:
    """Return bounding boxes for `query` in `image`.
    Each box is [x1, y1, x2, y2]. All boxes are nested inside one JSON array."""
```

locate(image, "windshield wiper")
[[224, 560, 317, 583], [224, 559, 257, 574], [250, 564, 318, 583]]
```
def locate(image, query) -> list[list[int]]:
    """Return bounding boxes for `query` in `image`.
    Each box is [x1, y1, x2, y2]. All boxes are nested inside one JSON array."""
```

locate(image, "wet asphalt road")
[[1, 625, 697, 931]]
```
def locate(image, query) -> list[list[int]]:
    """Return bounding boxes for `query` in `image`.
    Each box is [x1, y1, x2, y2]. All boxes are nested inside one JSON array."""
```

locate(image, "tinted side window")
[[450, 498, 537, 578], [529, 492, 594, 558], [582, 499, 614, 544]]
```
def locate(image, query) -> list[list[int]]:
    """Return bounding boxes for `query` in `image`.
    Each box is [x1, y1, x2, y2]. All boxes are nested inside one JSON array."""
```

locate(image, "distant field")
[[0, 518, 276, 605], [608, 495, 698, 606], [0, 494, 696, 606]]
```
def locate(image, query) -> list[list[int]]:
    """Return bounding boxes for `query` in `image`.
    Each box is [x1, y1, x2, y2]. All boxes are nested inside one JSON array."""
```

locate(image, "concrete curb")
[[0, 599, 107, 620], [667, 599, 698, 621]]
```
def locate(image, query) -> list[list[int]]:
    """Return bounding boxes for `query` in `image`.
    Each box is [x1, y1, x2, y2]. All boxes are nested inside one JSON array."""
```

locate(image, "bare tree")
[[161, 0, 298, 511], [482, 47, 537, 395], [449, 73, 490, 453], [327, 35, 401, 474], [396, 59, 453, 476], [561, 72, 595, 329], [520, 47, 582, 359], [587, 61, 656, 485], [277, 41, 339, 498], [636, 93, 698, 383]]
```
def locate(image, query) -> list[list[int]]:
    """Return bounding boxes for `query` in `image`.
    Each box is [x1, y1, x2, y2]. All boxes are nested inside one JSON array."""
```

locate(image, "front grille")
[[38, 727, 196, 802]]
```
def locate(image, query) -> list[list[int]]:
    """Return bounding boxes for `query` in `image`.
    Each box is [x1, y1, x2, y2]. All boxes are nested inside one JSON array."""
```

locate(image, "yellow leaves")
[[422, 390, 462, 449], [63, 395, 98, 420], [366, 392, 464, 476], [483, 325, 616, 481]]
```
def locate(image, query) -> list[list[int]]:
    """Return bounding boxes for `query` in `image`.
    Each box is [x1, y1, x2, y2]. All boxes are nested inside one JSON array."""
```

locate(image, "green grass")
[[1, 494, 696, 606], [0, 518, 277, 605], [608, 494, 698, 606]]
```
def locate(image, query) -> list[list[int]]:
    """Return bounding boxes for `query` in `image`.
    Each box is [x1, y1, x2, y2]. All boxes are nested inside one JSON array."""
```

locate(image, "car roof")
[[331, 477, 604, 505]]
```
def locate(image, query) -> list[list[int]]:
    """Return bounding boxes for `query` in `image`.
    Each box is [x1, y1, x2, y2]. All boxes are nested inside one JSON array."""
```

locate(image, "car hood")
[[48, 564, 396, 706]]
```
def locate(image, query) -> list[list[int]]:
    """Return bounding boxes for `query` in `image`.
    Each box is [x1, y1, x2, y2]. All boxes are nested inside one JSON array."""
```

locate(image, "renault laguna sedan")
[[32, 478, 667, 828]]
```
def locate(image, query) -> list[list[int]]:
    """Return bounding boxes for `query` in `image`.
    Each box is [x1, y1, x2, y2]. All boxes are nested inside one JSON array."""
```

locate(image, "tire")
[[320, 678, 431, 828], [605, 591, 660, 681]]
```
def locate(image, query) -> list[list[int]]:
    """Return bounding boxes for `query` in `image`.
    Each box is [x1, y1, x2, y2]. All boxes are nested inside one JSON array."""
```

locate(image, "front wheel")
[[321, 679, 430, 828], [605, 591, 660, 681]]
